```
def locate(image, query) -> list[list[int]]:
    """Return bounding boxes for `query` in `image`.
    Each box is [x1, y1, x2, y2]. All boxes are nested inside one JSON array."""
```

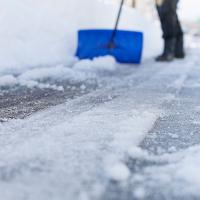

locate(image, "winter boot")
[[156, 38, 176, 62], [175, 35, 185, 59]]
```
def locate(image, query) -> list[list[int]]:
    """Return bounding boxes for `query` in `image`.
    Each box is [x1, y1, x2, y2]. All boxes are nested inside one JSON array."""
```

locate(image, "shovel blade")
[[76, 29, 143, 64]]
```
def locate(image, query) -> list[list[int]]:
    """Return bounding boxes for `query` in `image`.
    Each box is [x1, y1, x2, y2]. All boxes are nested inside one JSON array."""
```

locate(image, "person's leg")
[[175, 12, 185, 58], [156, 0, 184, 61]]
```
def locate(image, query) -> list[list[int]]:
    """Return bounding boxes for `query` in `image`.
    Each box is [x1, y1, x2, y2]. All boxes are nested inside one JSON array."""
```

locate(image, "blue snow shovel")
[[76, 0, 143, 64]]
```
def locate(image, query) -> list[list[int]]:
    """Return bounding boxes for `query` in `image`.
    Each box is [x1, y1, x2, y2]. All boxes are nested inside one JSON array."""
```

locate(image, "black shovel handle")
[[108, 0, 125, 47]]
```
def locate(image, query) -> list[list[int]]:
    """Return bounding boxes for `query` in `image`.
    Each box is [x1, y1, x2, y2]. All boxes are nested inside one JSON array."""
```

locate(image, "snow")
[[130, 145, 200, 197], [128, 147, 150, 160], [0, 88, 160, 199], [73, 56, 117, 72], [106, 162, 131, 181], [0, 40, 200, 199], [133, 187, 146, 199], [0, 57, 118, 90], [1, 42, 198, 199], [1, 0, 200, 199], [0, 75, 18, 87], [109, 110, 159, 152], [0, 0, 163, 91], [0, 0, 161, 79]]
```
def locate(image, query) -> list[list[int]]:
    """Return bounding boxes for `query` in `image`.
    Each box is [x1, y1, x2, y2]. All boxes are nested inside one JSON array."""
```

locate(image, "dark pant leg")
[[156, 0, 183, 40]]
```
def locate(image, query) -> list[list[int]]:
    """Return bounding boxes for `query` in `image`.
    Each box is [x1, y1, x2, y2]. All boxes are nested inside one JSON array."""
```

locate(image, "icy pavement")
[[0, 45, 200, 199]]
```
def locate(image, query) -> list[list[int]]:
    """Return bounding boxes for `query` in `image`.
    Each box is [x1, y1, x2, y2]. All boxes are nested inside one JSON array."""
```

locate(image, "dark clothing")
[[156, 0, 183, 40], [156, 0, 185, 61]]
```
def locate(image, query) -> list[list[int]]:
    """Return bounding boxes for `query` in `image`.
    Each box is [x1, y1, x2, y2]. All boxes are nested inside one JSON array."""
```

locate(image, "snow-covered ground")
[[0, 39, 200, 199], [1, 0, 200, 199], [0, 86, 159, 200]]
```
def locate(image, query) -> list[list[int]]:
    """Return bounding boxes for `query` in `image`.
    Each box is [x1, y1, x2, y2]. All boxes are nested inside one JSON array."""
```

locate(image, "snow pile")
[[0, 56, 118, 90], [0, 0, 161, 76], [0, 73, 65, 91], [73, 56, 117, 72]]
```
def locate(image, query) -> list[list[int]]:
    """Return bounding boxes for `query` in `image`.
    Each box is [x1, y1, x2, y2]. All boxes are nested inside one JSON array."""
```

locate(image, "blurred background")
[[107, 0, 200, 35]]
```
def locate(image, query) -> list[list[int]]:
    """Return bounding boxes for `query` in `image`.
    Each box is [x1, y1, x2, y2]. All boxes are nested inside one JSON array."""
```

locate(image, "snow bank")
[[0, 0, 161, 76], [0, 56, 118, 90]]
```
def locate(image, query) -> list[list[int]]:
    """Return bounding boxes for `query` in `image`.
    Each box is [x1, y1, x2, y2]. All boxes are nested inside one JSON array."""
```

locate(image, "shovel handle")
[[109, 0, 125, 46]]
